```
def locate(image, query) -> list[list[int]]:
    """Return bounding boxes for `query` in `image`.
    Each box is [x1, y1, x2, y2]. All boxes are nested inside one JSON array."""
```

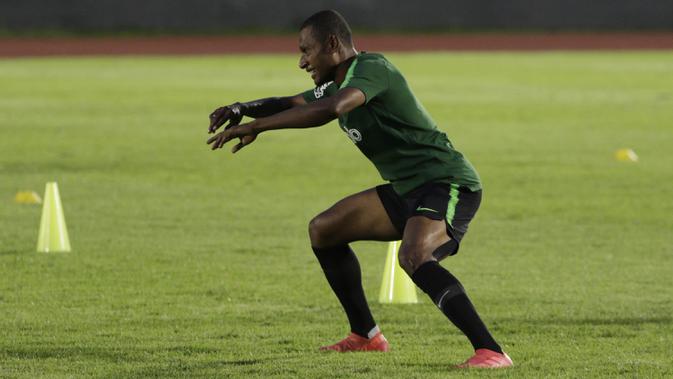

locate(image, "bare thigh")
[[308, 187, 402, 249], [398, 216, 451, 275]]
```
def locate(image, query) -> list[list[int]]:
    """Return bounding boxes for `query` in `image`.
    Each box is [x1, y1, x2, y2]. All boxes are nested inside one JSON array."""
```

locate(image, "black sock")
[[411, 261, 502, 353], [313, 245, 377, 338]]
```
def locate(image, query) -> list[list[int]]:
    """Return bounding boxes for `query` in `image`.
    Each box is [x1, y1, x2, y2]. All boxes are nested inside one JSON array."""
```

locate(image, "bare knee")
[[398, 242, 434, 275], [308, 214, 334, 248]]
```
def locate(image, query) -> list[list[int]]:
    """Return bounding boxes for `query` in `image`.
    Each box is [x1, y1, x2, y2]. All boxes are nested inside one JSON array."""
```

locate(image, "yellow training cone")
[[614, 148, 639, 162], [37, 182, 71, 253], [15, 190, 42, 204], [379, 241, 418, 304]]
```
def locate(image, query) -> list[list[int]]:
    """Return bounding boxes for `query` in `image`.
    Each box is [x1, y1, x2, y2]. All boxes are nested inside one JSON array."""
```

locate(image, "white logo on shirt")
[[347, 128, 362, 143], [314, 82, 333, 98], [339, 120, 362, 143], [340, 126, 362, 143]]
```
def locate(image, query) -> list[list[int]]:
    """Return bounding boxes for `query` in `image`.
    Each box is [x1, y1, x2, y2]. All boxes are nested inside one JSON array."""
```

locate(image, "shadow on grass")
[[2, 344, 229, 362], [3, 346, 145, 363], [124, 357, 287, 377], [2, 346, 285, 376], [399, 362, 457, 370], [218, 359, 262, 366], [502, 316, 672, 326], [0, 249, 23, 256]]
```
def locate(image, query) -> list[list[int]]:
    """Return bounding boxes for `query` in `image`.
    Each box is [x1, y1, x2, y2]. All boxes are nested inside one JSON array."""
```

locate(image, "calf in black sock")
[[313, 245, 377, 338], [411, 260, 502, 353]]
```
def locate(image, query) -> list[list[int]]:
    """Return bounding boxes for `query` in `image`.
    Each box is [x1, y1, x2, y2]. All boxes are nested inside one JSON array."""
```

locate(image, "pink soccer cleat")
[[319, 332, 389, 352], [456, 348, 513, 368]]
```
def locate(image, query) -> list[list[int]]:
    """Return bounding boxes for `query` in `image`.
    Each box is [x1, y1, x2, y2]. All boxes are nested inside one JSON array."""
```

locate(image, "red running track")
[[1, 33, 672, 57]]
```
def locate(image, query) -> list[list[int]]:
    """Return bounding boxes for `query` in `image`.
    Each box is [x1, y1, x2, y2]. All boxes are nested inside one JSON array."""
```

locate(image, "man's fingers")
[[208, 108, 220, 121], [209, 115, 225, 133], [207, 123, 253, 152], [217, 134, 229, 149], [208, 108, 223, 130], [231, 137, 249, 153], [231, 142, 245, 153], [232, 134, 256, 153], [207, 133, 224, 149], [208, 131, 236, 150], [208, 108, 232, 133], [211, 135, 225, 150]]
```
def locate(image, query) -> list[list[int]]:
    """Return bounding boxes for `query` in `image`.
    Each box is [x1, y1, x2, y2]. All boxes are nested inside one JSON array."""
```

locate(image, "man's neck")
[[334, 49, 359, 87]]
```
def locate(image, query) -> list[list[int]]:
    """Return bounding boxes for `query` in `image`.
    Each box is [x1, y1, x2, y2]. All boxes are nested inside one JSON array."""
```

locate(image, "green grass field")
[[1, 51, 672, 378]]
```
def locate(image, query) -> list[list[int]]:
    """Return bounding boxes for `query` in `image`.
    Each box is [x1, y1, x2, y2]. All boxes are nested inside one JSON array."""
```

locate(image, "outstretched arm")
[[208, 94, 306, 134], [240, 95, 307, 118], [207, 87, 365, 152]]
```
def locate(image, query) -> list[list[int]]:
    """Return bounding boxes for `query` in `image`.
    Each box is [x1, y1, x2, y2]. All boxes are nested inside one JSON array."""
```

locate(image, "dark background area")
[[1, 0, 672, 34]]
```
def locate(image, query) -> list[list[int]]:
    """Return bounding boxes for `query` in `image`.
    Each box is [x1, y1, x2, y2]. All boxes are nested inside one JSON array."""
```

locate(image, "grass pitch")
[[1, 51, 672, 378]]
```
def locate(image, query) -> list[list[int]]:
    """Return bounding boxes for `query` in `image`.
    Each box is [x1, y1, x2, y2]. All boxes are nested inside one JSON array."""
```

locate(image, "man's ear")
[[326, 34, 340, 53]]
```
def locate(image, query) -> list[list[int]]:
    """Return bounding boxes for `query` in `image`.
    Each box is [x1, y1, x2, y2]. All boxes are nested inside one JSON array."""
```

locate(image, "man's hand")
[[208, 103, 244, 134], [207, 122, 257, 153]]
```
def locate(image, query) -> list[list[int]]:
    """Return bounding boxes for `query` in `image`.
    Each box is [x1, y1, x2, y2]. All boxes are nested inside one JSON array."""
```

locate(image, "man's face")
[[298, 26, 335, 86]]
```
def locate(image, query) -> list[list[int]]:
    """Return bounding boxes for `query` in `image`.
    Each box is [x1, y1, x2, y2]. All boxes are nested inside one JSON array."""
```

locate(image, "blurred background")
[[2, 0, 673, 34], [2, 0, 672, 55], [0, 0, 673, 56]]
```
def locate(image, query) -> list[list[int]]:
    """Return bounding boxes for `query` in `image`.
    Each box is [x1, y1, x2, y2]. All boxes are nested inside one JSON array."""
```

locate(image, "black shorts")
[[376, 182, 482, 258]]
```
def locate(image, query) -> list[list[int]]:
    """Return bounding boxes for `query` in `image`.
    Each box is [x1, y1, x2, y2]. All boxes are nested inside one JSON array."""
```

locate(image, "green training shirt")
[[302, 52, 481, 195]]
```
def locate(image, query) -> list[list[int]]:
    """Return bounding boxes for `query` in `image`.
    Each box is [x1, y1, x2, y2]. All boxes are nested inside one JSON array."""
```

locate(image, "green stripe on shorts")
[[445, 183, 460, 227]]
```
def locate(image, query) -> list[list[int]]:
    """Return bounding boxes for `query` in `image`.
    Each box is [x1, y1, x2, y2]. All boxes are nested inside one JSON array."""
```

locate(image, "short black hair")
[[300, 10, 353, 48]]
